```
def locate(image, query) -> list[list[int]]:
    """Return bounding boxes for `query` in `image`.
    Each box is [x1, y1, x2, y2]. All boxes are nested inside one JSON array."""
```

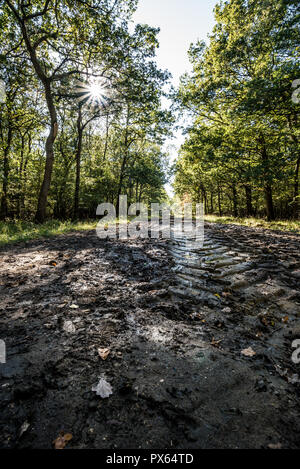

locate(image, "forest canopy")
[[0, 0, 173, 222], [174, 0, 300, 221], [0, 0, 299, 224]]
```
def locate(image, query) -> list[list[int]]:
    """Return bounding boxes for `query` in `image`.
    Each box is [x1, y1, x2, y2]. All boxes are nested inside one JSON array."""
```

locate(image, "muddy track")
[[0, 223, 299, 449]]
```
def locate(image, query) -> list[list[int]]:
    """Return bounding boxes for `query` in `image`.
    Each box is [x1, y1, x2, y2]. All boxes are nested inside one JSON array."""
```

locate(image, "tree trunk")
[[260, 136, 275, 221], [103, 112, 109, 161], [293, 156, 300, 219], [232, 185, 238, 218], [217, 184, 222, 217], [244, 184, 253, 217], [116, 106, 130, 216], [264, 185, 275, 221], [17, 134, 25, 219], [35, 80, 58, 222], [74, 106, 83, 220], [201, 188, 208, 214], [210, 191, 214, 214], [0, 125, 13, 219], [287, 115, 299, 219]]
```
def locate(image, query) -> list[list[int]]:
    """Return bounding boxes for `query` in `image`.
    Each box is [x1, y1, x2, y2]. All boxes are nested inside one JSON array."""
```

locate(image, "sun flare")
[[75, 78, 110, 107], [88, 83, 105, 100]]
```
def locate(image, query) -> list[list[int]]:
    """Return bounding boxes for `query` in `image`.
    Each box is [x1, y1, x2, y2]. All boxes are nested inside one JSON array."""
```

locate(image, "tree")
[[175, 0, 300, 220]]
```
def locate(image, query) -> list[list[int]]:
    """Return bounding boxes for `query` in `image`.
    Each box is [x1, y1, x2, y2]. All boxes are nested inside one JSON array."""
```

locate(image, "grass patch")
[[0, 220, 98, 247], [1, 215, 299, 247], [204, 215, 300, 233]]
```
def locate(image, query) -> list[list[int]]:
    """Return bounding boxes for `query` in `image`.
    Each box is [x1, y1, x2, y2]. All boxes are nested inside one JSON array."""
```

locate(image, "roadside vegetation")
[[205, 215, 300, 233]]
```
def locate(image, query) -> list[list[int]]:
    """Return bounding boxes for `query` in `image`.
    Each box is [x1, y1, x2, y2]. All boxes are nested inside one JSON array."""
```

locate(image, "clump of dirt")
[[0, 225, 299, 449]]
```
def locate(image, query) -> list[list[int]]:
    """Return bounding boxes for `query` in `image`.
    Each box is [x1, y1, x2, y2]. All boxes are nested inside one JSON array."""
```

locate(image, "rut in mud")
[[0, 222, 299, 449]]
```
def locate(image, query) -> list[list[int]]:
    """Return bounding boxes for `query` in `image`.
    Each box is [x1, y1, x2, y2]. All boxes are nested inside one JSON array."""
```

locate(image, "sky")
[[132, 0, 218, 194]]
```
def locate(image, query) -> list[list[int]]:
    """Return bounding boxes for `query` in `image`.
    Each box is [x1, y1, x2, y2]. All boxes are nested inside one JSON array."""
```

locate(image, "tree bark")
[[232, 184, 238, 218], [293, 156, 300, 219], [264, 185, 275, 221], [74, 106, 83, 220], [244, 184, 253, 217], [116, 106, 130, 216], [0, 125, 13, 219], [217, 184, 222, 217], [260, 140, 275, 221], [35, 80, 58, 222], [287, 115, 299, 219]]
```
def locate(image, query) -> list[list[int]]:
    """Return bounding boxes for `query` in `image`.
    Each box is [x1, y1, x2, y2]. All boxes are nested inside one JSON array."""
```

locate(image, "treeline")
[[0, 0, 172, 222], [174, 0, 300, 221]]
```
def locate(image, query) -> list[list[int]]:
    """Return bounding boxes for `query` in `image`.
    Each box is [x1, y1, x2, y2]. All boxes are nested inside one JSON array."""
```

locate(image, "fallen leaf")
[[92, 378, 113, 398], [287, 374, 300, 384], [211, 338, 222, 347], [282, 316, 289, 323], [98, 348, 110, 361], [241, 347, 256, 357], [222, 292, 231, 298], [214, 294, 221, 299], [63, 321, 76, 333], [70, 304, 79, 309], [19, 421, 30, 437], [53, 432, 73, 450], [268, 443, 282, 450]]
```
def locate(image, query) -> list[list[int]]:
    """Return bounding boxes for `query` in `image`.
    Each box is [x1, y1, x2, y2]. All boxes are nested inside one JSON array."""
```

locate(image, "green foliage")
[[0, 0, 173, 221], [0, 219, 98, 246], [175, 0, 300, 221], [205, 215, 300, 233]]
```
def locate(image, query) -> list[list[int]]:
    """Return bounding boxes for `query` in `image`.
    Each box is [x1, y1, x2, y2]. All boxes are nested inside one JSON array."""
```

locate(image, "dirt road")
[[0, 223, 299, 448]]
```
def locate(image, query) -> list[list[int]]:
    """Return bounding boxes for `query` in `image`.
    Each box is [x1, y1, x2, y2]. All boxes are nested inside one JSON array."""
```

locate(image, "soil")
[[0, 222, 299, 449]]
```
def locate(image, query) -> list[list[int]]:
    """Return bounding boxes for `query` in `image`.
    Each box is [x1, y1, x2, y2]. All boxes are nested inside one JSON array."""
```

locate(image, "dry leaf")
[[268, 443, 282, 450], [98, 348, 110, 361], [92, 378, 113, 398], [211, 338, 222, 347], [287, 374, 300, 384], [63, 321, 76, 333], [53, 432, 73, 450], [241, 347, 256, 357], [19, 421, 30, 437], [70, 304, 79, 309], [222, 292, 231, 298], [282, 316, 289, 323]]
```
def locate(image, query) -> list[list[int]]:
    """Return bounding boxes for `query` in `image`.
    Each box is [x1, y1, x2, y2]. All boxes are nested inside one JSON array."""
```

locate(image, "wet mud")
[[0, 223, 299, 448]]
